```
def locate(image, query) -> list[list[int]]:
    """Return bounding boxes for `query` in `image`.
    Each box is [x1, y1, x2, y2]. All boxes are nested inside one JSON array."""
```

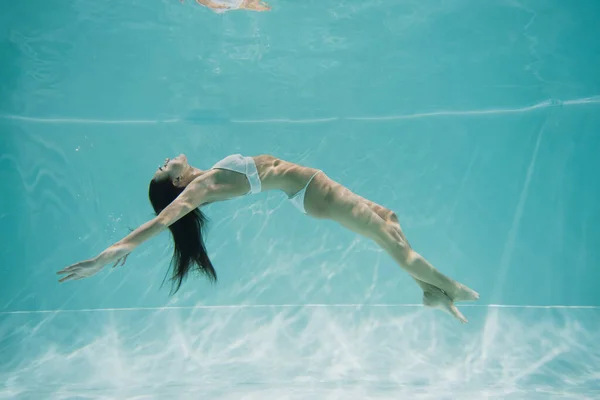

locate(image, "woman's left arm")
[[57, 173, 218, 283]]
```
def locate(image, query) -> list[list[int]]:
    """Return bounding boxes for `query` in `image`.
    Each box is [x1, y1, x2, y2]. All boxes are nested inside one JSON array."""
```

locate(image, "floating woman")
[[58, 154, 480, 323]]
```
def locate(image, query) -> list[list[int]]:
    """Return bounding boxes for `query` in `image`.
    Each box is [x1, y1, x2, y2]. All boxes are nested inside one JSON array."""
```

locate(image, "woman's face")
[[153, 154, 189, 185]]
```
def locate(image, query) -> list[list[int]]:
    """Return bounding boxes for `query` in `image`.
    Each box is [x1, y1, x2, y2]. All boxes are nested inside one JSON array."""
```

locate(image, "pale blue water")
[[1, 0, 600, 398]]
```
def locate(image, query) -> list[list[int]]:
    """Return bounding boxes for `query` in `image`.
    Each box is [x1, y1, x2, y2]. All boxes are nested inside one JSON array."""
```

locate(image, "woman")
[[58, 154, 479, 323], [194, 0, 270, 12]]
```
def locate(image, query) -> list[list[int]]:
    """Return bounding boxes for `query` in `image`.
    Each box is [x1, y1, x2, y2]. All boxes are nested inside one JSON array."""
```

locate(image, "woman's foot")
[[450, 282, 480, 302], [422, 284, 468, 324]]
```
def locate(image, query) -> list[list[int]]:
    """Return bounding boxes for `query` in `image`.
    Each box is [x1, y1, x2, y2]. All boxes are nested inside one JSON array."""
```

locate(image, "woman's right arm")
[[57, 172, 219, 282]]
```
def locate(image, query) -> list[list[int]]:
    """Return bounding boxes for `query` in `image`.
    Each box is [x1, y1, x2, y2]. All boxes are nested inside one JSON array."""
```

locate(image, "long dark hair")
[[148, 177, 216, 294]]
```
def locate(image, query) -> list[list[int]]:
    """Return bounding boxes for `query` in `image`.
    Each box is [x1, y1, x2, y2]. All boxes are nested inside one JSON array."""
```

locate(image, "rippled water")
[[2, 305, 600, 399]]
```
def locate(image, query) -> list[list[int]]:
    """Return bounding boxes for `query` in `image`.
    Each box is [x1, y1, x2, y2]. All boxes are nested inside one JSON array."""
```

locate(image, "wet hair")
[[148, 176, 216, 294]]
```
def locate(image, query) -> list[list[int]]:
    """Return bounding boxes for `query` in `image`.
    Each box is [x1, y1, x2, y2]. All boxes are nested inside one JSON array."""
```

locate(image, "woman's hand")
[[57, 245, 130, 283]]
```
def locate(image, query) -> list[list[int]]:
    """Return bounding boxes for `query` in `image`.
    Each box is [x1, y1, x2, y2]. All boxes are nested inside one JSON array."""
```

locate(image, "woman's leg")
[[307, 179, 479, 302], [361, 203, 472, 321], [375, 212, 478, 302]]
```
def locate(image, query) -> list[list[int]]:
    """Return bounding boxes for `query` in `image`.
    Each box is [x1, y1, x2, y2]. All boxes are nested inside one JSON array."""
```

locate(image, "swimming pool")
[[1, 0, 600, 398]]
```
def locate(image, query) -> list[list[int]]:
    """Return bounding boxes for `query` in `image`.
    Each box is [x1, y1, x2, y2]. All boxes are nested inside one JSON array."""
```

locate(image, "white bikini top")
[[211, 154, 262, 195]]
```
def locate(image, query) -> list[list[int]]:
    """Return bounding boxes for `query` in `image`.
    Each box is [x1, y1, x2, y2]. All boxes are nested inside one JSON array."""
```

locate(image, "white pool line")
[[0, 115, 180, 124], [0, 303, 598, 315], [1, 96, 598, 125]]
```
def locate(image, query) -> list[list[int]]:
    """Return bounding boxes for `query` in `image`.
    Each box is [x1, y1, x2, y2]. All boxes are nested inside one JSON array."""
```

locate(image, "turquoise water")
[[2, 0, 600, 398]]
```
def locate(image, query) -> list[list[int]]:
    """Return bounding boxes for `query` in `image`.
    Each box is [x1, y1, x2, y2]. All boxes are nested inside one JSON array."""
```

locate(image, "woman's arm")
[[57, 172, 219, 282]]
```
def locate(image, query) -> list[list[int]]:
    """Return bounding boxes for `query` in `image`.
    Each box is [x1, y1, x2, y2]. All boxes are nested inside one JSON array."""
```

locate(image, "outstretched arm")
[[57, 173, 217, 283]]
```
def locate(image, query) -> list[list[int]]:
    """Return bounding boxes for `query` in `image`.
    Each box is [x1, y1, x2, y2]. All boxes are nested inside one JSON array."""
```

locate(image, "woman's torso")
[[208, 154, 321, 196], [209, 0, 244, 8], [252, 154, 323, 196], [207, 154, 343, 218]]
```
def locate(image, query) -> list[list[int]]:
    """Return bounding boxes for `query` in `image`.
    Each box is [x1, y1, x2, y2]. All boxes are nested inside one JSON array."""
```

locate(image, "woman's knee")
[[375, 223, 411, 252], [387, 210, 399, 224]]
